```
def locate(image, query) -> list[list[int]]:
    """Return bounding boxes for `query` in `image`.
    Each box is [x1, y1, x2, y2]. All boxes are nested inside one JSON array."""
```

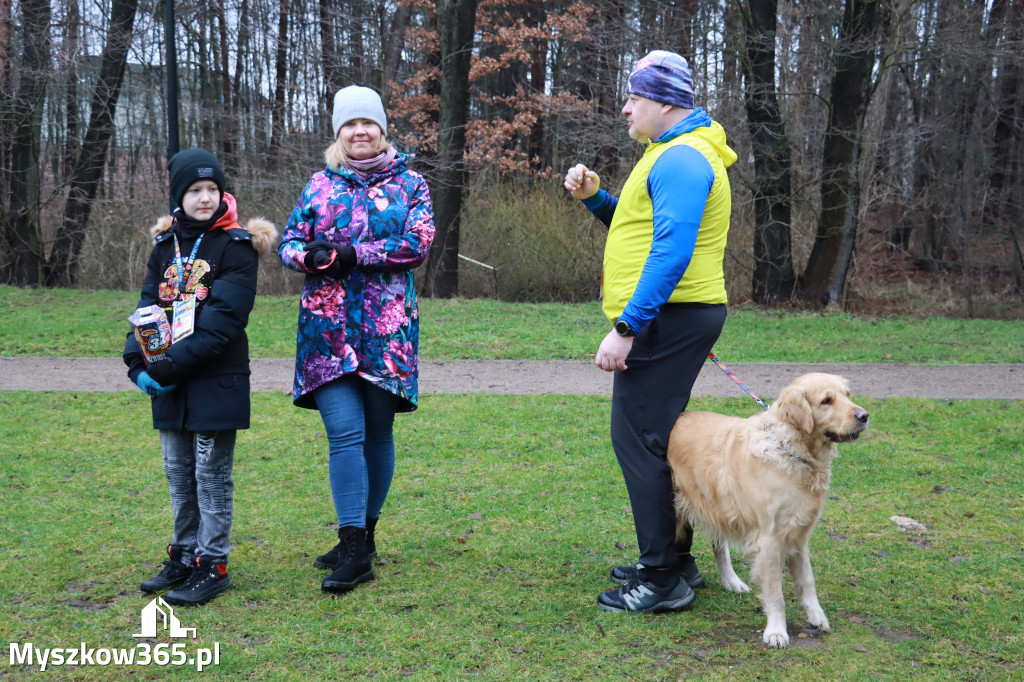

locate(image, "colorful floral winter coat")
[[277, 153, 434, 412]]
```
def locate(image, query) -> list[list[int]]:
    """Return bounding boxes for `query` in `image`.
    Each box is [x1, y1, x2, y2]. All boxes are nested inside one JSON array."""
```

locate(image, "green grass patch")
[[1, 285, 1022, 362], [1, 392, 1021, 679]]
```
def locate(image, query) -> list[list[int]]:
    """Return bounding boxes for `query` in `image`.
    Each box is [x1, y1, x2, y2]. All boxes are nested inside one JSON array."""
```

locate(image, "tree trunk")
[[2, 0, 49, 286], [527, 0, 547, 170], [426, 0, 478, 298], [381, 2, 412, 102], [985, 0, 1020, 226], [47, 0, 139, 287], [216, 0, 236, 173], [63, 0, 81, 180], [269, 0, 290, 160], [799, 0, 882, 307], [0, 0, 15, 247], [319, 0, 345, 114], [739, 0, 796, 303], [349, 1, 365, 84], [589, 0, 625, 179]]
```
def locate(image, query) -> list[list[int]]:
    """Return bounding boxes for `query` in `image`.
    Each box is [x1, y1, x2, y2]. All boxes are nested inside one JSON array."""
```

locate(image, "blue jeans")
[[159, 429, 236, 564], [313, 376, 398, 528]]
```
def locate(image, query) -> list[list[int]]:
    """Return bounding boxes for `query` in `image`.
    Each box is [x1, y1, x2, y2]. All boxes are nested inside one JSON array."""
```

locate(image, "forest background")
[[1, 0, 1022, 319]]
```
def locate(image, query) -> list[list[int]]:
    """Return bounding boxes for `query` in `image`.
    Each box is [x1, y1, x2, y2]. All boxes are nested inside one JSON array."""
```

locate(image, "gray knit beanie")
[[332, 86, 387, 138]]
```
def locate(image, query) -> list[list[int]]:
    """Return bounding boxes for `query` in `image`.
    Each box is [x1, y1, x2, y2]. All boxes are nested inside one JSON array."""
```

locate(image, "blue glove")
[[136, 371, 175, 397]]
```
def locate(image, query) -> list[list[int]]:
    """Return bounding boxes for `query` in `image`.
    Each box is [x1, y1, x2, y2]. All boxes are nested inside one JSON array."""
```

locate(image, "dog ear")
[[777, 385, 814, 434]]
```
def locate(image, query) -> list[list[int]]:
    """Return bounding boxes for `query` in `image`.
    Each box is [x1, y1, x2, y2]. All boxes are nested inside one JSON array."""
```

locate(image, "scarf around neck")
[[172, 192, 239, 239], [345, 147, 397, 180]]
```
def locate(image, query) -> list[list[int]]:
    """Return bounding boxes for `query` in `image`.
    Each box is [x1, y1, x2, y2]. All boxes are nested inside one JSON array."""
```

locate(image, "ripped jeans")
[[159, 429, 236, 565]]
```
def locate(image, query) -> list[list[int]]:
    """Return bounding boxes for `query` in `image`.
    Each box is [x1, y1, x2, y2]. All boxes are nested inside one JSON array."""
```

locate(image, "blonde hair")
[[324, 130, 392, 170]]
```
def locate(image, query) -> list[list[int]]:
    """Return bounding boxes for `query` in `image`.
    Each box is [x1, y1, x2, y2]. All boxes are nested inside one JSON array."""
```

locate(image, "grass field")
[[1, 392, 1022, 680], [2, 287, 1022, 679], [1, 285, 1023, 362]]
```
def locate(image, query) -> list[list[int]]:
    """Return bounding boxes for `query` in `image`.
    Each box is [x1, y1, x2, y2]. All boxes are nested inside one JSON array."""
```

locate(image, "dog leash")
[[706, 352, 769, 411], [706, 352, 808, 464]]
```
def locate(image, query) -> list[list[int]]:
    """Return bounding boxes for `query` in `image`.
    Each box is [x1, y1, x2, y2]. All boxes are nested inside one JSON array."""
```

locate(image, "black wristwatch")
[[614, 320, 635, 337]]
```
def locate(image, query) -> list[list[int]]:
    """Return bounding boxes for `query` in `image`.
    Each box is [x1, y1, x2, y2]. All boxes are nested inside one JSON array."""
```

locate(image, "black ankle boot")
[[365, 516, 378, 559], [314, 535, 343, 570], [141, 544, 193, 593], [321, 526, 374, 592], [315, 518, 379, 569], [164, 556, 231, 606]]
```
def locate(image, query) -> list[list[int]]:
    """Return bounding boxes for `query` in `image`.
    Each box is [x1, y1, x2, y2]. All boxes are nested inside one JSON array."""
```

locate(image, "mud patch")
[[872, 625, 921, 643]]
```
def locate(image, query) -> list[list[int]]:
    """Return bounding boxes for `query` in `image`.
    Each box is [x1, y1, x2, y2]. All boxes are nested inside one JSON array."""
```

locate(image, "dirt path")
[[2, 357, 1023, 399]]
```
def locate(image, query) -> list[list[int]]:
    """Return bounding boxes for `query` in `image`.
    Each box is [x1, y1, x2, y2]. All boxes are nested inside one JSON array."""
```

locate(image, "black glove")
[[303, 240, 356, 278], [144, 359, 177, 386]]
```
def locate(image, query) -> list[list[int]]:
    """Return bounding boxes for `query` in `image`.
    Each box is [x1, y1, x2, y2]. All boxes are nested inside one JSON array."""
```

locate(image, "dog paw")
[[721, 576, 751, 593], [763, 629, 790, 648], [806, 617, 831, 633], [805, 606, 830, 632]]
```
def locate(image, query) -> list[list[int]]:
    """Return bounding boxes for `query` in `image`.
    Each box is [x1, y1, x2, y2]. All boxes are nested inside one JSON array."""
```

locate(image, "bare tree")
[[426, 0, 478, 297], [800, 0, 884, 307], [2, 0, 50, 286], [738, 0, 796, 303], [48, 0, 139, 286], [270, 0, 290, 161]]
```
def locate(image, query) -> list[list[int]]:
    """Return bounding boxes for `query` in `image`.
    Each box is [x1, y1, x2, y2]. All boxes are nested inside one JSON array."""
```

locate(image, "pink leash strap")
[[706, 352, 770, 412]]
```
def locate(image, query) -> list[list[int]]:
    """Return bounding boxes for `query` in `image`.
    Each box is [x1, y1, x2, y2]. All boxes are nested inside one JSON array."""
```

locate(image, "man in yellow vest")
[[564, 50, 737, 613]]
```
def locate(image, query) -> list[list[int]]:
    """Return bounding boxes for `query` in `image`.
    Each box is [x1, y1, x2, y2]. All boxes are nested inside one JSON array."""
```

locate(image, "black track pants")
[[610, 302, 727, 571]]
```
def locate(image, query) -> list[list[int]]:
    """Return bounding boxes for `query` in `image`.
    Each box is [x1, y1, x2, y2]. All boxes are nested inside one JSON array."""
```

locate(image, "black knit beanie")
[[167, 148, 225, 209]]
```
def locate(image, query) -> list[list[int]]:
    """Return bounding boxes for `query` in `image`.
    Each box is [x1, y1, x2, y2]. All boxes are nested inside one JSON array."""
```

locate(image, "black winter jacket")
[[123, 206, 277, 431]]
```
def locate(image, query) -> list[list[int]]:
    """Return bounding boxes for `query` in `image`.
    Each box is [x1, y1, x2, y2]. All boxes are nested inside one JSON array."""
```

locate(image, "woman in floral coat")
[[278, 85, 434, 593]]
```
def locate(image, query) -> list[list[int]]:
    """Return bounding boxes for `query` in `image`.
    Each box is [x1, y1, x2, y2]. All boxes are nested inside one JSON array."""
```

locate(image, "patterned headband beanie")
[[332, 86, 388, 139], [167, 148, 225, 209], [627, 50, 694, 109]]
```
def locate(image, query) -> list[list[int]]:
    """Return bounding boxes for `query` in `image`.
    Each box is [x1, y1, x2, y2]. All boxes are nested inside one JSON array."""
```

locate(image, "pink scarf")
[[346, 147, 397, 180]]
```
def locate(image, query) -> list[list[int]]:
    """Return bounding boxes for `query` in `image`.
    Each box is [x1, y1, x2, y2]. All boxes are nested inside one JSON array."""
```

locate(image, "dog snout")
[[854, 409, 869, 424]]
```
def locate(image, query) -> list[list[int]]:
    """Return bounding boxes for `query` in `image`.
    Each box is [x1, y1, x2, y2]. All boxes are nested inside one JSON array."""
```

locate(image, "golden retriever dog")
[[667, 373, 868, 648]]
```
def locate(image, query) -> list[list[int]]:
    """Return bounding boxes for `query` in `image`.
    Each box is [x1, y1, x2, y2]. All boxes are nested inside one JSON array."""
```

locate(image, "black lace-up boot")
[[164, 556, 231, 606], [321, 526, 374, 592], [140, 544, 193, 593], [316, 517, 379, 568]]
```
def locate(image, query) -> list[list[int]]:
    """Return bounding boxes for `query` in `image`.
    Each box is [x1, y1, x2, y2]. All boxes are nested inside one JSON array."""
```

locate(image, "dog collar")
[[763, 424, 809, 465]]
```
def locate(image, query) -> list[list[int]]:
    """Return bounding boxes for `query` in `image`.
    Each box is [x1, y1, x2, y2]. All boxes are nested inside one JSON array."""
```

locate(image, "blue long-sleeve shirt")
[[582, 108, 716, 332]]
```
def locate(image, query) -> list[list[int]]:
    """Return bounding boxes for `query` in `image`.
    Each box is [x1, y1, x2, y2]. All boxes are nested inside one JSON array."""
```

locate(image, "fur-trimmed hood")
[[149, 192, 278, 257]]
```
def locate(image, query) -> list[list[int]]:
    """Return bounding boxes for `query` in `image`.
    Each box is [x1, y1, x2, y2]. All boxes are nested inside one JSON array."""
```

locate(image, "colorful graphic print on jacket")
[[278, 154, 435, 412], [157, 258, 213, 305]]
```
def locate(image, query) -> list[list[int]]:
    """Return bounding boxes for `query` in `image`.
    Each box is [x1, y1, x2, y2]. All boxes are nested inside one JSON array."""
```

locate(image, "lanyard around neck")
[[172, 232, 204, 297]]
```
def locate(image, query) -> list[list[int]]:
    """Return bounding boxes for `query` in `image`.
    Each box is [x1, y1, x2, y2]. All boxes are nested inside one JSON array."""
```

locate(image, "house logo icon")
[[133, 597, 197, 639]]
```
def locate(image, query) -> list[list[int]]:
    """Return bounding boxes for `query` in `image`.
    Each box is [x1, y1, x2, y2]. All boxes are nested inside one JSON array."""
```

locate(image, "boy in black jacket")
[[123, 149, 277, 605]]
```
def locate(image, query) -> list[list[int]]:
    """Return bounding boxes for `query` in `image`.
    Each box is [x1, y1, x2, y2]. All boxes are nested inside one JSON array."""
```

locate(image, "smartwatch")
[[614, 320, 635, 337]]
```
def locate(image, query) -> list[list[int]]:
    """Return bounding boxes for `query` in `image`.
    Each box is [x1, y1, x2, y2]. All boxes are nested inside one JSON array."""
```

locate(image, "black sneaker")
[[164, 557, 231, 606], [598, 576, 696, 613], [610, 558, 705, 589], [140, 545, 193, 593]]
